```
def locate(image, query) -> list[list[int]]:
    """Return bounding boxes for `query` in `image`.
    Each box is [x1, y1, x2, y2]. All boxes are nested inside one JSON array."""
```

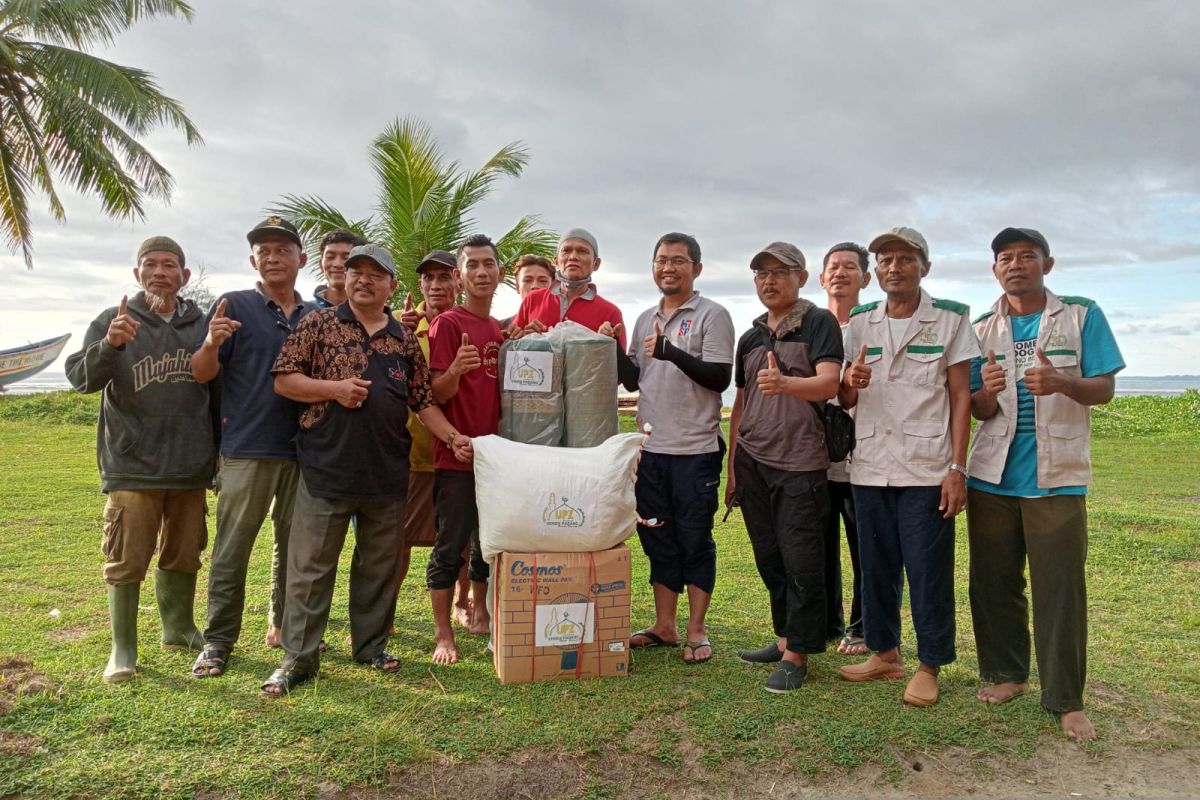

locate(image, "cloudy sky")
[[3, 0, 1198, 377]]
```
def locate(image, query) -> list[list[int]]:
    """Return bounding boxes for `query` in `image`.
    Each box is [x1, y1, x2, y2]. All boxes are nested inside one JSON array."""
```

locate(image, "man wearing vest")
[[837, 227, 978, 707], [967, 227, 1123, 742]]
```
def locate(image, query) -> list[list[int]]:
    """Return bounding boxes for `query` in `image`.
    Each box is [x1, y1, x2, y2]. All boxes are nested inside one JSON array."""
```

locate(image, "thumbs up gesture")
[[105, 295, 141, 349], [204, 297, 242, 348], [450, 331, 481, 376], [399, 291, 420, 331], [843, 344, 872, 390], [643, 320, 664, 360], [980, 349, 1006, 396], [757, 350, 787, 396], [1023, 347, 1065, 396]]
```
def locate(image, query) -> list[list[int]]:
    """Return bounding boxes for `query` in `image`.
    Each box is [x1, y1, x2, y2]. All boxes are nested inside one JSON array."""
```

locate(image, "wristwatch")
[[949, 463, 968, 477]]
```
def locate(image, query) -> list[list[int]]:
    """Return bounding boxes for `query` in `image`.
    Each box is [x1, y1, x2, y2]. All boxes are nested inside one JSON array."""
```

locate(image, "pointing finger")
[[986, 349, 997, 366], [767, 351, 779, 371], [118, 295, 127, 316], [404, 292, 413, 311], [214, 297, 228, 319], [857, 345, 868, 364]]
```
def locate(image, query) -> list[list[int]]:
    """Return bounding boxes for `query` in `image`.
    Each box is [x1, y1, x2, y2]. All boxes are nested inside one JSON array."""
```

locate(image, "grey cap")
[[750, 241, 806, 271], [137, 235, 185, 267], [991, 227, 1050, 257], [417, 249, 456, 274], [559, 227, 599, 257], [868, 227, 929, 260], [344, 243, 396, 277]]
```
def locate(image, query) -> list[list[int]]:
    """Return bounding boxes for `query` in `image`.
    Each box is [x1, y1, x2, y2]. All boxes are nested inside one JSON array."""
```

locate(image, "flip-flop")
[[630, 628, 674, 649], [837, 634, 869, 655], [682, 638, 713, 665]]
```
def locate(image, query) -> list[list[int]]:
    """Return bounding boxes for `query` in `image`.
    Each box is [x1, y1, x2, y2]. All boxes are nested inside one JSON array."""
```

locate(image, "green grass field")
[[0, 391, 1197, 798]]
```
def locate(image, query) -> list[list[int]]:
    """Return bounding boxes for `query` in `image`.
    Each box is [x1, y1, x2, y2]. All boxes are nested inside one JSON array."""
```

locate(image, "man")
[[66, 237, 215, 684], [837, 227, 978, 707], [511, 228, 626, 349], [261, 244, 470, 696], [189, 216, 314, 678], [425, 234, 506, 663], [967, 227, 1123, 742], [727, 242, 843, 691], [313, 229, 367, 308], [618, 233, 734, 666], [818, 242, 872, 655], [499, 254, 555, 328], [392, 249, 471, 628]]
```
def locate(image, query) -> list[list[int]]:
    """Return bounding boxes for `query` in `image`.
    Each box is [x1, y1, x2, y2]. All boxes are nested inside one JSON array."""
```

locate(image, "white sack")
[[474, 432, 645, 563]]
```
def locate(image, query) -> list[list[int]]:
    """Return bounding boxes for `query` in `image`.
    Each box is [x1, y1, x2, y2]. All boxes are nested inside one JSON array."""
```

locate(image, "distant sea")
[[6, 370, 1199, 404]]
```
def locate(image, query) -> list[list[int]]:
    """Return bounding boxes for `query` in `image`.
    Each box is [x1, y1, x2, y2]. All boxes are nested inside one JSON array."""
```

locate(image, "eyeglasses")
[[753, 268, 800, 281], [653, 257, 694, 268]]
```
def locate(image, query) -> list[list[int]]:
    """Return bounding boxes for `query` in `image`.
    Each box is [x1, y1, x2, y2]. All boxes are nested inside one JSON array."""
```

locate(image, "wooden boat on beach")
[[0, 334, 71, 390]]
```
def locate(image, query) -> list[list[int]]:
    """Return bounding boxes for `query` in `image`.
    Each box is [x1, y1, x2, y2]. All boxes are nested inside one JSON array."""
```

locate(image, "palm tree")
[[0, 0, 202, 268], [272, 116, 557, 302]]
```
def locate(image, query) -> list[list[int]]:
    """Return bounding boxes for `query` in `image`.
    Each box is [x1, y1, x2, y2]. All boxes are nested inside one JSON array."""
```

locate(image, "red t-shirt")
[[428, 305, 503, 471], [513, 283, 627, 352]]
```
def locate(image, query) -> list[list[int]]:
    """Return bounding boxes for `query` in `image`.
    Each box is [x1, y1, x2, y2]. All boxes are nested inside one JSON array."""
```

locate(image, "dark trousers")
[[967, 489, 1088, 713], [824, 479, 863, 639], [735, 448, 829, 654], [426, 469, 488, 590], [281, 477, 405, 674], [853, 484, 956, 667], [634, 448, 722, 594]]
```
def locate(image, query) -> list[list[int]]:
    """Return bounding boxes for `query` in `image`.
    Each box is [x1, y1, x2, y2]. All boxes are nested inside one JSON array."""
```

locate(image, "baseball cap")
[[416, 249, 456, 274], [344, 243, 397, 277], [868, 227, 929, 260], [559, 227, 599, 257], [749, 241, 806, 271], [991, 227, 1050, 257], [136, 235, 185, 267], [247, 216, 303, 248]]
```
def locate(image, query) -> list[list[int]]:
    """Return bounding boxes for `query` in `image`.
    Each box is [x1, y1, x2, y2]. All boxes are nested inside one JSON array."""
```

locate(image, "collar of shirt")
[[334, 300, 408, 340], [752, 296, 814, 338], [549, 280, 597, 301], [656, 290, 702, 318], [254, 282, 309, 312]]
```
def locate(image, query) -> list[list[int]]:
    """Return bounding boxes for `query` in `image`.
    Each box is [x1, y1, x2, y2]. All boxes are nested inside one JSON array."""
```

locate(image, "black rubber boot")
[[155, 569, 205, 650], [104, 582, 139, 684]]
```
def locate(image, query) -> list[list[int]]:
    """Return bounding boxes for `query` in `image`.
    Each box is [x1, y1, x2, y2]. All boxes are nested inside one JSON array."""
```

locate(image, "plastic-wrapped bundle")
[[556, 325, 618, 448], [499, 335, 564, 446]]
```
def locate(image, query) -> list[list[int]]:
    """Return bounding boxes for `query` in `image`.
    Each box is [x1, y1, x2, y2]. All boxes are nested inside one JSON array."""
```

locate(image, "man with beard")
[[66, 236, 216, 683], [261, 244, 470, 696]]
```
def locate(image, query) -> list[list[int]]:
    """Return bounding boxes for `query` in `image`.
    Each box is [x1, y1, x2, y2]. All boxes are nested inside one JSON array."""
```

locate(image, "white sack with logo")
[[474, 432, 646, 563]]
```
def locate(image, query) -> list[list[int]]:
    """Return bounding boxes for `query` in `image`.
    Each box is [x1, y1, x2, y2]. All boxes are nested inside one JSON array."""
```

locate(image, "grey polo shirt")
[[628, 292, 735, 455]]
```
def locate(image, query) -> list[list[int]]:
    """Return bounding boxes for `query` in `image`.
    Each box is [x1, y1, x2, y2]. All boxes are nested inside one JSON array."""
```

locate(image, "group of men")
[[68, 217, 1120, 741]]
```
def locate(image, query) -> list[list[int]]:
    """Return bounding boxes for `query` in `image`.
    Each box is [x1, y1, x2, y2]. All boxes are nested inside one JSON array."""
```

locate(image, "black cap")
[[247, 216, 303, 248], [991, 227, 1050, 257], [417, 249, 456, 274]]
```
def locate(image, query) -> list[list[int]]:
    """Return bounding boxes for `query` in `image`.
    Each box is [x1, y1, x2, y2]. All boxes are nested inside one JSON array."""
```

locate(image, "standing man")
[[189, 216, 314, 678], [618, 233, 734, 665], [818, 242, 872, 655], [425, 234, 507, 664], [967, 228, 1123, 742], [512, 228, 626, 349], [837, 227, 978, 707], [261, 244, 470, 696], [313, 229, 366, 308], [727, 242, 843, 691], [500, 254, 555, 329], [66, 237, 215, 684]]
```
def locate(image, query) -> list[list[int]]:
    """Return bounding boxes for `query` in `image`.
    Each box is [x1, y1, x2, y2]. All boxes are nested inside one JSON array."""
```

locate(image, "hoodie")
[[65, 292, 217, 492]]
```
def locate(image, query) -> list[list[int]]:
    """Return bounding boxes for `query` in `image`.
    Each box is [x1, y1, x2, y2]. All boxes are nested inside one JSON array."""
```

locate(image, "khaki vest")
[[847, 289, 972, 487], [966, 289, 1092, 488]]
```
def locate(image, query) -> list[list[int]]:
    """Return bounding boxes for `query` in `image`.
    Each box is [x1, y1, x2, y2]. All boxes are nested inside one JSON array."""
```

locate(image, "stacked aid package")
[[497, 321, 618, 449]]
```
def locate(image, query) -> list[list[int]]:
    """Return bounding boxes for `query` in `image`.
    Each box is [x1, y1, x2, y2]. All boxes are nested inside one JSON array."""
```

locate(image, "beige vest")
[[967, 289, 1093, 488], [847, 289, 971, 487]]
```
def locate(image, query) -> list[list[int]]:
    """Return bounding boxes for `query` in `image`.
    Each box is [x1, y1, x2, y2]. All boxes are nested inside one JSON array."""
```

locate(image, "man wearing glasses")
[[619, 233, 735, 665], [726, 242, 844, 691]]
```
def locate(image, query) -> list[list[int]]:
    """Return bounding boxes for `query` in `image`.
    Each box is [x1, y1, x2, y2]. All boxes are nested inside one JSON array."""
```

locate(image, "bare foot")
[[264, 625, 281, 649], [837, 635, 870, 656], [977, 681, 1030, 704], [1060, 710, 1097, 742], [468, 610, 490, 636], [452, 604, 472, 628], [431, 634, 460, 665]]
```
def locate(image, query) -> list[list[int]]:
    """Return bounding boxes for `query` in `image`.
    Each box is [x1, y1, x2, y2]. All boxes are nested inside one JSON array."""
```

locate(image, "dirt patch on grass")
[[0, 656, 53, 716], [331, 740, 1199, 798], [46, 624, 89, 642], [0, 729, 45, 756]]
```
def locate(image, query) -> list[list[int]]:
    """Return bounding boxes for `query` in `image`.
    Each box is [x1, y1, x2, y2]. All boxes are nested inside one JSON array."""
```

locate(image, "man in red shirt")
[[425, 234, 506, 664], [512, 228, 626, 349]]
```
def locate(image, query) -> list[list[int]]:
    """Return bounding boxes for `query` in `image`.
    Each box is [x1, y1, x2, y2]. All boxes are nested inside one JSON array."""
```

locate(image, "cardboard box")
[[493, 545, 631, 684]]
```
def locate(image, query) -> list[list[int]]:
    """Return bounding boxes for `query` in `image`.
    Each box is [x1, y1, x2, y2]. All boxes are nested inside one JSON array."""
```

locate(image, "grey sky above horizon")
[[3, 0, 1198, 375]]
